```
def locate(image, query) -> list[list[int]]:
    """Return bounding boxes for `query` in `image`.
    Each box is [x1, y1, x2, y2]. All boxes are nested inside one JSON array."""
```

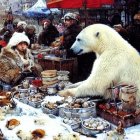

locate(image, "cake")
[[41, 70, 58, 86]]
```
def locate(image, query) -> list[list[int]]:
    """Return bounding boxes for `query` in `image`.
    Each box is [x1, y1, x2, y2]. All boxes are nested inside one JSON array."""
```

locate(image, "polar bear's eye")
[[73, 134, 76, 137], [77, 38, 81, 42], [96, 32, 99, 37]]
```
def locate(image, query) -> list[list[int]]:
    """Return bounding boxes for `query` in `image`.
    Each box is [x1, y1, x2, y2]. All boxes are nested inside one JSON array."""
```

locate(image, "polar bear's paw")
[[58, 88, 76, 98]]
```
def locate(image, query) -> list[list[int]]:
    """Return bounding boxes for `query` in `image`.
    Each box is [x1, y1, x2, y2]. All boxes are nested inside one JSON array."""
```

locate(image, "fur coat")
[[0, 47, 21, 85]]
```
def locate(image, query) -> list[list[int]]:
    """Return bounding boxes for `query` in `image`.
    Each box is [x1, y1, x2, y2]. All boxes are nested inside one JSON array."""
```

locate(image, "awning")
[[47, 0, 114, 9]]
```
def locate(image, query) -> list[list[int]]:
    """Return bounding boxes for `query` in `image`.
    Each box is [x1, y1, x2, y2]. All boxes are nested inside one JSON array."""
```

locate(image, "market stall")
[[31, 45, 78, 82]]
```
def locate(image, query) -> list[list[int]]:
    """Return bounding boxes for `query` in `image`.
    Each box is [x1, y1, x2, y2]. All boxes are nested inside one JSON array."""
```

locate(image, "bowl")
[[28, 99, 43, 108], [27, 94, 44, 108], [63, 117, 81, 130], [63, 101, 96, 119], [41, 103, 59, 116], [18, 88, 29, 93], [57, 71, 70, 76], [81, 117, 110, 135], [14, 92, 23, 101]]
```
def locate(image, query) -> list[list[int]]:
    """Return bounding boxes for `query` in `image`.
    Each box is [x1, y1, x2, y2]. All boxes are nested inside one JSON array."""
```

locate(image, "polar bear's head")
[[71, 24, 121, 55]]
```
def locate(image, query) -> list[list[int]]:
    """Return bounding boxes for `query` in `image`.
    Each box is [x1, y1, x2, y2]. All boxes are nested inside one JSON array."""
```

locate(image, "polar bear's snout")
[[70, 45, 83, 55]]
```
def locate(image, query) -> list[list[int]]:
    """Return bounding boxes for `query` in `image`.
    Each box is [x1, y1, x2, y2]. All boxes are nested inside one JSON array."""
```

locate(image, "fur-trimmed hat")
[[17, 21, 27, 28], [62, 13, 79, 21], [8, 32, 30, 47]]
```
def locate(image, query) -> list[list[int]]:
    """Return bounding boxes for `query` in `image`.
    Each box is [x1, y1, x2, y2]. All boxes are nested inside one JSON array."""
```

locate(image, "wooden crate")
[[96, 103, 140, 128]]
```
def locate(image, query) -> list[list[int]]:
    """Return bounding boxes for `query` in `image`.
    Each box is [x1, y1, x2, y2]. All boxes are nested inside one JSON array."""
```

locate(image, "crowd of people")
[[0, 10, 140, 89]]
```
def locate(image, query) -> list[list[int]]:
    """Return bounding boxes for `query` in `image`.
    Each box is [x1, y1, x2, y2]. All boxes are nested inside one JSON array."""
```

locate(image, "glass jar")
[[120, 85, 137, 113]]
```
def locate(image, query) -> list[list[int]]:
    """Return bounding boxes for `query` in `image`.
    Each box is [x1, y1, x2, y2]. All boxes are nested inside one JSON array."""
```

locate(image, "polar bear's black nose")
[[70, 48, 73, 51]]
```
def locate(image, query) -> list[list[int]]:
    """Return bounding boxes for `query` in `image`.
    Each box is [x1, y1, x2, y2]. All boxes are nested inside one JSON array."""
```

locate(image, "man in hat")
[[38, 18, 59, 46], [62, 12, 82, 58], [62, 13, 95, 82]]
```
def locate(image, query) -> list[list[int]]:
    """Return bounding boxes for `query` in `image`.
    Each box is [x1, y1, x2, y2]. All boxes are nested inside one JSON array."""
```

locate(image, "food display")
[[0, 104, 73, 140], [1, 66, 140, 140]]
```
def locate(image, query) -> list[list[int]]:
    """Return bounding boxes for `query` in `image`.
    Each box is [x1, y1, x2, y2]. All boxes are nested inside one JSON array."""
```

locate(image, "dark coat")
[[38, 24, 59, 46], [127, 24, 140, 52], [63, 24, 82, 58]]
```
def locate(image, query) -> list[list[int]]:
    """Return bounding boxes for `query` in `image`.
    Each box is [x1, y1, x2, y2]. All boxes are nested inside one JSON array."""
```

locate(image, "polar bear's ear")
[[95, 32, 100, 37]]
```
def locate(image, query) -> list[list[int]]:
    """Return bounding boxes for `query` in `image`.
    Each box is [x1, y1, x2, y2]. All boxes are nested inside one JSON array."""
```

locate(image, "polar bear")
[[59, 24, 140, 104]]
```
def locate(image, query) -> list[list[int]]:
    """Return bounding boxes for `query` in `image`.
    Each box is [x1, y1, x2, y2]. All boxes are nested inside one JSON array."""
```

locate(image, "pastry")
[[41, 70, 57, 78], [6, 119, 20, 130], [32, 129, 45, 139], [42, 80, 58, 86]]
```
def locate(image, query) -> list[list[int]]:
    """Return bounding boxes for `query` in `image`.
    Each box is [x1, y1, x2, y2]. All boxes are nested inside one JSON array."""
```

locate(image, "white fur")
[[59, 24, 140, 104]]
